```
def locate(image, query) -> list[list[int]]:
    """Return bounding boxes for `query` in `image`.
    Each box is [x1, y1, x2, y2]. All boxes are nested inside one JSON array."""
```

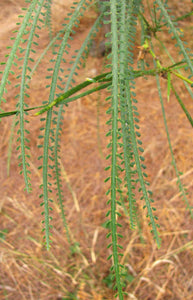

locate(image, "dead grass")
[[0, 1, 193, 299]]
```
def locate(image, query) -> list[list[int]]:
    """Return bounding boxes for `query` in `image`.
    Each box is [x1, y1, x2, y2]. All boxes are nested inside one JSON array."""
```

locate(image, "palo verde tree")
[[0, 0, 193, 298]]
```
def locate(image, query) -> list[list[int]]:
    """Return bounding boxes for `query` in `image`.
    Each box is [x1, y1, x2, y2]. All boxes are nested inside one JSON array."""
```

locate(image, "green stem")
[[2, 62, 192, 120], [171, 71, 193, 85]]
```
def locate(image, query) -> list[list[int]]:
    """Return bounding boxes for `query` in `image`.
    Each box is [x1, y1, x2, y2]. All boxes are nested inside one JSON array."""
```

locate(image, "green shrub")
[[0, 0, 193, 298]]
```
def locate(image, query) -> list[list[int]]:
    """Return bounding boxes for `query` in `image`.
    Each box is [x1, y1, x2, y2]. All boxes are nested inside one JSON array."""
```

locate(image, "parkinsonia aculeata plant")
[[0, 0, 193, 298]]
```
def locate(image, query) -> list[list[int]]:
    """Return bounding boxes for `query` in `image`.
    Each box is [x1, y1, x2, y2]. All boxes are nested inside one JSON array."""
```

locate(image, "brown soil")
[[0, 1, 193, 300]]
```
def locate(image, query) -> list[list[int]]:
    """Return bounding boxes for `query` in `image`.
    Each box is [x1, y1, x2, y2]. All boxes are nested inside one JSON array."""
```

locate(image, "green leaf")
[[167, 71, 171, 102]]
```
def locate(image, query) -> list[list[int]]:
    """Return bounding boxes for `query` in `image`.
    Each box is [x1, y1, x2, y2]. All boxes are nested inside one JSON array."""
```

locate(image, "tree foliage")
[[0, 0, 193, 298]]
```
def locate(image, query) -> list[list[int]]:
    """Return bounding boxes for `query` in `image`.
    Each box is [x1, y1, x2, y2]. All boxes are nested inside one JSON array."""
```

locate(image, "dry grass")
[[0, 1, 193, 299]]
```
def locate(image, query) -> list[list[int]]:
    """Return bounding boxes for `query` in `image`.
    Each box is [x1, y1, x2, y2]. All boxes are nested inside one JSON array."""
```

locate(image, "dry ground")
[[0, 1, 193, 299]]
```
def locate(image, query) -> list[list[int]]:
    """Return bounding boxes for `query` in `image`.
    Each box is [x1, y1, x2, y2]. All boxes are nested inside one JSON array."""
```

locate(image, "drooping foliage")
[[0, 0, 193, 298]]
